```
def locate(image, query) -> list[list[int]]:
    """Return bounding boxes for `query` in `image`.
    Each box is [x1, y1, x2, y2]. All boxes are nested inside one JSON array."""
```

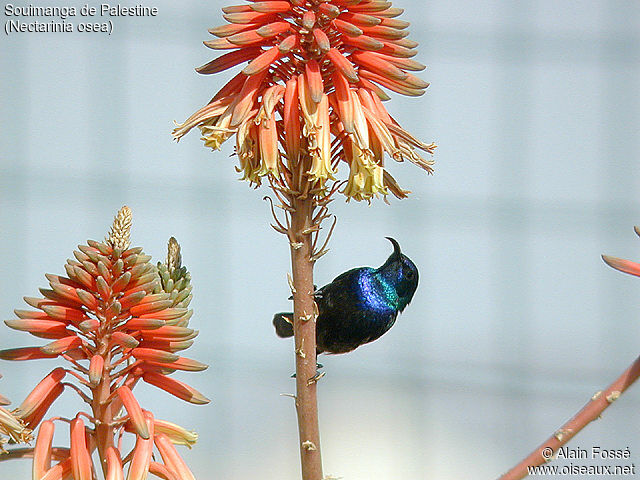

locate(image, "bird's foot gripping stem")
[[291, 363, 324, 380], [307, 370, 326, 385]]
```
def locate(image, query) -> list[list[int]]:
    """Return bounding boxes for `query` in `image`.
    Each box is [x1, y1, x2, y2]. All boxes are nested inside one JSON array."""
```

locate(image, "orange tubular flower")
[[126, 411, 155, 480], [32, 419, 55, 478], [105, 446, 125, 480], [13, 368, 66, 422], [174, 0, 436, 202], [603, 227, 640, 277], [152, 419, 199, 448], [41, 457, 72, 480], [117, 386, 150, 439], [0, 207, 207, 479], [0, 391, 32, 452], [154, 433, 197, 480], [70, 417, 93, 480]]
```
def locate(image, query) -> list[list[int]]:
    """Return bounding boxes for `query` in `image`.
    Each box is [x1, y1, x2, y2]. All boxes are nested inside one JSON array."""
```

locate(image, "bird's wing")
[[315, 269, 363, 311]]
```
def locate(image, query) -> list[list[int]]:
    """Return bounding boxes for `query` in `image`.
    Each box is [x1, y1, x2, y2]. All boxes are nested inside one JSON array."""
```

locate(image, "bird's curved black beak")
[[385, 237, 402, 258]]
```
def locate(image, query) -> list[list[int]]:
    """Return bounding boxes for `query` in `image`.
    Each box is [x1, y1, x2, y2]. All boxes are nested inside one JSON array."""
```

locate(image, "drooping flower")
[[0, 207, 207, 479], [153, 418, 199, 448], [173, 0, 436, 202], [0, 376, 32, 453], [0, 405, 31, 452]]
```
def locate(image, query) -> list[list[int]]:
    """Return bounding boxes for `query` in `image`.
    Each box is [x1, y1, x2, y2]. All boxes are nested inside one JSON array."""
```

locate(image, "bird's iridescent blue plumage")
[[273, 238, 419, 354], [357, 269, 397, 313]]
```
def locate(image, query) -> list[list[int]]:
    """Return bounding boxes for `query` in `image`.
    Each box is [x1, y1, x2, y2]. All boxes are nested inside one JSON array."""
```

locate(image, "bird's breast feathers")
[[356, 270, 398, 313]]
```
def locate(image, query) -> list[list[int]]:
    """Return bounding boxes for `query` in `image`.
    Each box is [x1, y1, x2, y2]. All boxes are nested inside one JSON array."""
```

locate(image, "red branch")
[[499, 354, 640, 480]]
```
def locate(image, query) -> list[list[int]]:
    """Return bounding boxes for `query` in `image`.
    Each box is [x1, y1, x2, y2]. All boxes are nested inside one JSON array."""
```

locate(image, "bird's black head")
[[377, 237, 419, 311]]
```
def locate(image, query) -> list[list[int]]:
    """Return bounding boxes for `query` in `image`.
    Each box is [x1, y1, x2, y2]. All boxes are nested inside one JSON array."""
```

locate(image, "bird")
[[273, 237, 419, 355]]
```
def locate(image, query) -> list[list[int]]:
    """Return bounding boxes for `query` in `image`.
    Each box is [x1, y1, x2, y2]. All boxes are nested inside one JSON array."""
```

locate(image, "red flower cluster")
[[174, 0, 435, 202], [0, 207, 207, 480]]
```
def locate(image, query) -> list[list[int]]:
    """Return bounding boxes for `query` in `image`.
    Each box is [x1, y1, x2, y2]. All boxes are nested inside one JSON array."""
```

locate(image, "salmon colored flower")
[[32, 419, 55, 477], [155, 433, 197, 480], [0, 374, 33, 452], [153, 418, 199, 449], [70, 417, 93, 480], [173, 0, 436, 202], [105, 446, 124, 480], [0, 207, 206, 479], [0, 407, 32, 452], [126, 411, 155, 480], [603, 227, 640, 277]]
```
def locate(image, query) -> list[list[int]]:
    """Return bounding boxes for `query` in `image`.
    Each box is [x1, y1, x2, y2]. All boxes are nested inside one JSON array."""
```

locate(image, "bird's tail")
[[273, 312, 294, 338]]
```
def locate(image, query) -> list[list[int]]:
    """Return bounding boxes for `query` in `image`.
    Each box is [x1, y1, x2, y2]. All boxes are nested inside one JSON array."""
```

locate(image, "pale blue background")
[[2, 1, 640, 479]]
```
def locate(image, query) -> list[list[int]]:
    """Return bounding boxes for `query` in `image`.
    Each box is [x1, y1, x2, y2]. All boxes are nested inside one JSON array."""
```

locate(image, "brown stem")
[[288, 195, 323, 480], [0, 447, 34, 461], [499, 354, 640, 480], [92, 346, 115, 478], [0, 446, 70, 461]]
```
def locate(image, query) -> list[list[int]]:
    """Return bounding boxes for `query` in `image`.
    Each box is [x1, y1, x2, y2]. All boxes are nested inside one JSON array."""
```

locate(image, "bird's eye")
[[406, 269, 414, 279]]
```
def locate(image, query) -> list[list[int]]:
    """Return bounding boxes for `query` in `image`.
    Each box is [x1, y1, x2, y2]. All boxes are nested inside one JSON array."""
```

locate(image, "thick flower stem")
[[289, 195, 323, 480], [93, 349, 114, 478], [499, 354, 640, 480]]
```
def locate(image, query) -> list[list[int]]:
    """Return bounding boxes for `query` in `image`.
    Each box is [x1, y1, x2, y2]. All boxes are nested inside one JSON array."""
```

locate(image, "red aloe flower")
[[174, 0, 436, 202], [0, 374, 33, 453], [602, 227, 640, 277], [0, 207, 207, 479]]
